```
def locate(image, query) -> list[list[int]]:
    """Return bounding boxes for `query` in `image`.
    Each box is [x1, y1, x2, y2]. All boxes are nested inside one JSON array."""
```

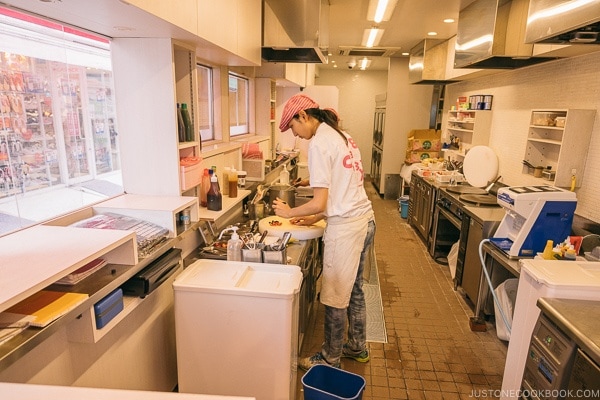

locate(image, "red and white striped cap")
[[279, 94, 319, 132]]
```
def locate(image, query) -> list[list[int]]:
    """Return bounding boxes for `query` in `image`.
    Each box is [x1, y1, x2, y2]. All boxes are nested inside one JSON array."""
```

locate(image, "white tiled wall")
[[445, 51, 600, 223]]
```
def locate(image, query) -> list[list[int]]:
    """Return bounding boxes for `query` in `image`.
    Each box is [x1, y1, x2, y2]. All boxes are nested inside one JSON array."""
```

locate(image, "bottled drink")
[[207, 174, 222, 211], [200, 168, 210, 207], [180, 103, 193, 142], [228, 168, 238, 198], [177, 103, 185, 142]]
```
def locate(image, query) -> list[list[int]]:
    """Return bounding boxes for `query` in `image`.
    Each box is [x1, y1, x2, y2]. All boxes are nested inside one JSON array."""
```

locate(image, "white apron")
[[320, 212, 372, 308]]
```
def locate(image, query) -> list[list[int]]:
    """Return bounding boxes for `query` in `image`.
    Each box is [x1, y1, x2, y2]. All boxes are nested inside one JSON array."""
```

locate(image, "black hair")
[[302, 108, 348, 145]]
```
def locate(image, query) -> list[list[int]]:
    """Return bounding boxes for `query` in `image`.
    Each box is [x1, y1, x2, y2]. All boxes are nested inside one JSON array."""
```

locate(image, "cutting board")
[[462, 146, 498, 188], [258, 215, 326, 240]]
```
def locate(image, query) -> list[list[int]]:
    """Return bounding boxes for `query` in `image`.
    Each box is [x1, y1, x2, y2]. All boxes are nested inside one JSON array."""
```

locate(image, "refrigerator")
[[173, 259, 303, 400], [500, 260, 600, 399]]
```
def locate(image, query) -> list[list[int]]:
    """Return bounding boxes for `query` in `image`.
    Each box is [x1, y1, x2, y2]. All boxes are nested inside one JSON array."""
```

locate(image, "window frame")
[[228, 72, 249, 137]]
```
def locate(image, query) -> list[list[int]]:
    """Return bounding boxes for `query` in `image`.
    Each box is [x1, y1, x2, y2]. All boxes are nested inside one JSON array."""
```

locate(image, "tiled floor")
[[295, 182, 508, 400]]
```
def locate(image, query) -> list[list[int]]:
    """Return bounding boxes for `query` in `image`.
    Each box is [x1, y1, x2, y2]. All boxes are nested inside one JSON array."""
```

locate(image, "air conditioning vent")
[[338, 46, 400, 57]]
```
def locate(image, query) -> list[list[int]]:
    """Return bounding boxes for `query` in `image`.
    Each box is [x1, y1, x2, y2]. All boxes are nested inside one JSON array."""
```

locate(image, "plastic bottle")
[[176, 103, 185, 142], [542, 240, 554, 260], [279, 166, 290, 185], [228, 168, 238, 198], [222, 166, 231, 196], [200, 168, 210, 207], [207, 174, 222, 211], [180, 103, 194, 142], [227, 227, 243, 261]]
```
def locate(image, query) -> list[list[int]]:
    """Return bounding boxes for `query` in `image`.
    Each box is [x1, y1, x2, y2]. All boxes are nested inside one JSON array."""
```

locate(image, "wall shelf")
[[523, 109, 596, 188]]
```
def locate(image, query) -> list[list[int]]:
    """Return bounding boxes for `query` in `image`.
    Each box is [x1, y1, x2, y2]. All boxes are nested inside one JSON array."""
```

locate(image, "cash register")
[[490, 185, 577, 258]]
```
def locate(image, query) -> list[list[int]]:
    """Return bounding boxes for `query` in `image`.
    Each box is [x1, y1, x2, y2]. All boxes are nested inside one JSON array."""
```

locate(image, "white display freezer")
[[173, 259, 303, 400], [500, 260, 600, 399]]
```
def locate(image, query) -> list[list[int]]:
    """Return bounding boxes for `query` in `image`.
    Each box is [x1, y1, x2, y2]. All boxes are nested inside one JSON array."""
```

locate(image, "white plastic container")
[[173, 260, 303, 400], [500, 260, 600, 399]]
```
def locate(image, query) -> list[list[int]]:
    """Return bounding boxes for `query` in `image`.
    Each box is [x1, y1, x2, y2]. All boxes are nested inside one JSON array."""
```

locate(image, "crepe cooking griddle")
[[459, 193, 499, 206], [446, 186, 487, 195]]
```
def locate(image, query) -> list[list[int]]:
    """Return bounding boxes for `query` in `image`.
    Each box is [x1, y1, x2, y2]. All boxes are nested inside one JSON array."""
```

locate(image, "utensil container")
[[302, 364, 366, 400], [262, 248, 287, 264], [242, 248, 263, 263]]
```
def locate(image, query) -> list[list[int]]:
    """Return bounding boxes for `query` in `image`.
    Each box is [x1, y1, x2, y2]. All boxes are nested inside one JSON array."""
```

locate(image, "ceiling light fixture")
[[359, 58, 372, 70], [367, 0, 399, 23], [427, 31, 438, 36], [443, 18, 455, 23], [362, 27, 384, 47]]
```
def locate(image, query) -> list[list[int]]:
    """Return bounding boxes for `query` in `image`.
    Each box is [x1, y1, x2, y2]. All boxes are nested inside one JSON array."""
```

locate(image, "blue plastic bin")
[[302, 364, 366, 400], [399, 196, 409, 219]]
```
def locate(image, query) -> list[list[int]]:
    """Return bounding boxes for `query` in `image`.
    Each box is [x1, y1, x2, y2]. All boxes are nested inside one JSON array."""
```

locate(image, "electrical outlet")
[[571, 169, 576, 175]]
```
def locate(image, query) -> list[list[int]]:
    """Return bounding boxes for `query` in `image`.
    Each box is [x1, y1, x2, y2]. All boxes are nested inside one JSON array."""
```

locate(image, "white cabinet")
[[523, 109, 596, 188], [255, 78, 276, 158], [112, 39, 200, 197], [444, 109, 492, 159]]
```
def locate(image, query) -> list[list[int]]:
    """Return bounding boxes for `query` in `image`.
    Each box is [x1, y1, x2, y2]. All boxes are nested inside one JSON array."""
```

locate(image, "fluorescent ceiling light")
[[359, 58, 372, 70], [367, 0, 399, 23], [362, 28, 384, 47]]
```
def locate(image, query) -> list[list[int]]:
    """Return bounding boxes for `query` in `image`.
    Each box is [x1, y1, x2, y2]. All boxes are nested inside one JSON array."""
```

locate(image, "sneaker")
[[298, 352, 340, 371], [342, 344, 370, 363]]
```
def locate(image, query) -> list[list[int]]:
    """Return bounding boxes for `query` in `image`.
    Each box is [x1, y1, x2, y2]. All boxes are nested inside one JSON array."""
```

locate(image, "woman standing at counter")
[[272, 94, 376, 370]]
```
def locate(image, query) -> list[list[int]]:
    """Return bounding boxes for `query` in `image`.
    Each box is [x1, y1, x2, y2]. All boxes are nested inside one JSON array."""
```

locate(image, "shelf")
[[66, 264, 181, 344], [530, 125, 564, 130], [0, 225, 138, 314], [447, 127, 474, 133], [198, 189, 251, 221], [527, 138, 561, 145], [523, 109, 595, 187]]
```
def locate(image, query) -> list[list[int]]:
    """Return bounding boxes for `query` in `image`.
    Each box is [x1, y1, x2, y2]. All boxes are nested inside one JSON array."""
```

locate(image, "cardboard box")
[[407, 129, 441, 151], [406, 150, 439, 164]]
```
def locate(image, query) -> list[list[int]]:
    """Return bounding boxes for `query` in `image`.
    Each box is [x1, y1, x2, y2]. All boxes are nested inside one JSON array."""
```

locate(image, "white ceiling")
[[324, 0, 476, 70]]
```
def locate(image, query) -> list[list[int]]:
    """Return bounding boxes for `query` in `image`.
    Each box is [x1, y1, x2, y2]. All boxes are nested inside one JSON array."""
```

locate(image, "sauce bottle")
[[207, 174, 222, 211], [228, 168, 238, 198], [200, 168, 210, 207]]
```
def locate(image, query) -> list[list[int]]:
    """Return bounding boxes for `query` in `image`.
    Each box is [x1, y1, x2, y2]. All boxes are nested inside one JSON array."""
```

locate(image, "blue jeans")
[[321, 219, 376, 365]]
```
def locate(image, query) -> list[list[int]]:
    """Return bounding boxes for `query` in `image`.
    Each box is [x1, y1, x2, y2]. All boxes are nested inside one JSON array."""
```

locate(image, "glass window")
[[228, 73, 249, 137], [0, 8, 122, 237], [197, 63, 214, 142]]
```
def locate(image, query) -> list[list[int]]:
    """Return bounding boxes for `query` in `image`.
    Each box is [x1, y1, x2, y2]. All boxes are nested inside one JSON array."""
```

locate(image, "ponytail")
[[305, 108, 348, 145]]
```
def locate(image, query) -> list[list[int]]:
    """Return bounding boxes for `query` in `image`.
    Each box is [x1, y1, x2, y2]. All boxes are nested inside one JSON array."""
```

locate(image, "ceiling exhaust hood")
[[525, 0, 600, 44], [409, 39, 459, 84], [262, 0, 327, 63], [454, 0, 560, 68]]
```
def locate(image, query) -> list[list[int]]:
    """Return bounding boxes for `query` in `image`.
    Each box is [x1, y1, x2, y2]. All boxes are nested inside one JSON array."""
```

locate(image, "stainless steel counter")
[[537, 297, 600, 366]]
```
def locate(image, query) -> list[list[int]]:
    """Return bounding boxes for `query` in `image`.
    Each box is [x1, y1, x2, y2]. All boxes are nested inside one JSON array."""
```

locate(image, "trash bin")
[[398, 196, 409, 219], [494, 278, 519, 341], [302, 364, 366, 400], [173, 259, 303, 400]]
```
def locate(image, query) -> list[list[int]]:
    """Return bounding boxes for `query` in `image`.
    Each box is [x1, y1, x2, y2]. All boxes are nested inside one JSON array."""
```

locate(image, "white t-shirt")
[[308, 123, 372, 218]]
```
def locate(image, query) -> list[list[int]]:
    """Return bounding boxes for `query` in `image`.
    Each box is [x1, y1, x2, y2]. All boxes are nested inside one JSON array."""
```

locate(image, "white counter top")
[[0, 225, 137, 313], [0, 383, 254, 400]]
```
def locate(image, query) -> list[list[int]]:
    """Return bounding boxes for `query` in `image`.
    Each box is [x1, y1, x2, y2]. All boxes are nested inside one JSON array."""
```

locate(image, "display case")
[[523, 109, 595, 188], [443, 109, 492, 159]]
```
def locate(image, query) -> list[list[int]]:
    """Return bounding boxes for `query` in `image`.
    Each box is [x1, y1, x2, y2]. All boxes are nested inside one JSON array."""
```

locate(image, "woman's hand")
[[272, 197, 292, 218], [290, 214, 320, 226]]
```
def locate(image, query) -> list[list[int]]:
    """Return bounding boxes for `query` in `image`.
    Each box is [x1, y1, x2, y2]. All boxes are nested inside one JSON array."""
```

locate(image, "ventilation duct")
[[454, 0, 560, 68], [262, 0, 328, 63], [526, 0, 600, 45]]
